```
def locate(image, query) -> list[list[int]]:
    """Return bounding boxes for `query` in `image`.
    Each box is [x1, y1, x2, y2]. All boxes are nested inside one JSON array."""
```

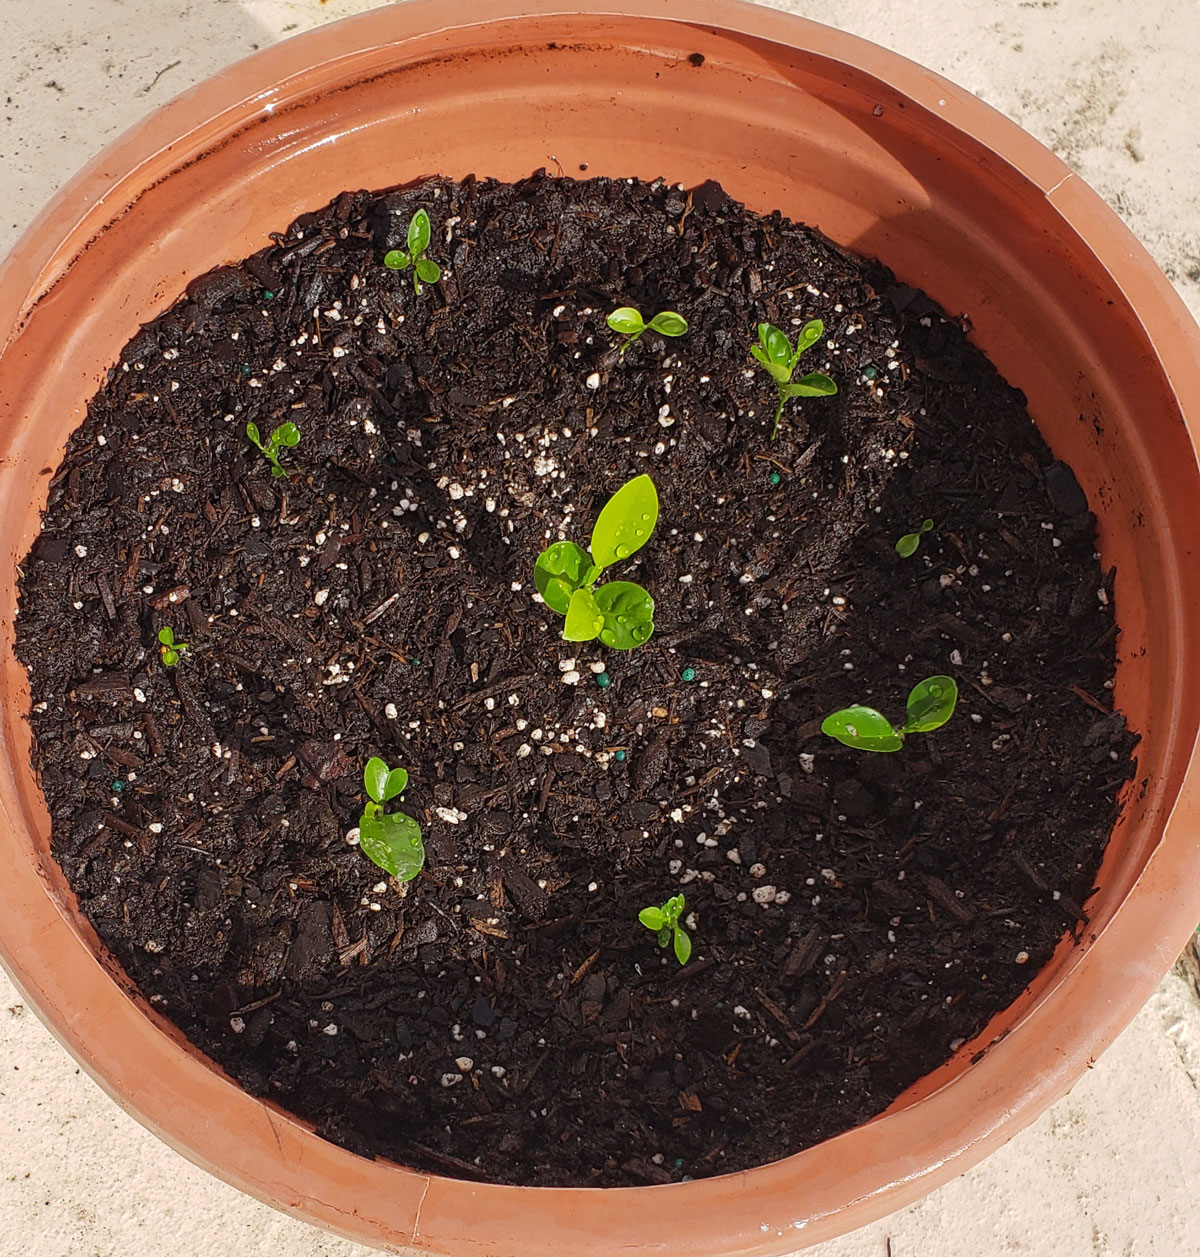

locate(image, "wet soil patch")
[[16, 172, 1135, 1187]]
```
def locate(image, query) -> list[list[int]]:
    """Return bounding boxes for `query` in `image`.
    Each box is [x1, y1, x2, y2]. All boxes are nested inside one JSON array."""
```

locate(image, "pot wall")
[[1, 2, 1199, 1254]]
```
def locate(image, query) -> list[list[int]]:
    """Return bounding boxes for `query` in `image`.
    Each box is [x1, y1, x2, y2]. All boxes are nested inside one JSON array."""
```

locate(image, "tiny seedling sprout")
[[606, 306, 689, 355], [638, 893, 692, 965], [751, 320, 837, 440], [534, 474, 658, 650], [821, 676, 958, 753], [358, 756, 425, 881], [246, 420, 300, 478], [156, 626, 189, 667], [895, 518, 934, 558], [384, 208, 442, 295]]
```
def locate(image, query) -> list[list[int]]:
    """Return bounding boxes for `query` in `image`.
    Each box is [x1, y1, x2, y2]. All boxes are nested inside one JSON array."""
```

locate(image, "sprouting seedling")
[[821, 676, 958, 753], [533, 474, 658, 650], [895, 518, 934, 558], [157, 626, 189, 667], [358, 756, 425, 881], [638, 893, 692, 965], [751, 320, 837, 440], [606, 306, 689, 355], [246, 420, 300, 478], [384, 209, 442, 295]]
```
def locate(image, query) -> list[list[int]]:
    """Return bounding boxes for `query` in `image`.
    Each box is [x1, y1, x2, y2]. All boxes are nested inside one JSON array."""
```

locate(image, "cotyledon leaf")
[[534, 541, 591, 614], [563, 586, 604, 642], [820, 705, 904, 753], [358, 809, 425, 881], [594, 580, 654, 650]]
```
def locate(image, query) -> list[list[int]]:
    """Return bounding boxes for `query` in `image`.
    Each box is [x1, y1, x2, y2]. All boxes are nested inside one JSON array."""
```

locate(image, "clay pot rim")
[[2, 2, 1199, 1254]]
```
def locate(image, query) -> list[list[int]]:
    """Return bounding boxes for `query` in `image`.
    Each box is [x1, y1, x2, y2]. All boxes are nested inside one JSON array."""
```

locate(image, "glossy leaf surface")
[[534, 541, 590, 614], [795, 318, 824, 356], [359, 808, 425, 881], [563, 586, 604, 642], [363, 756, 390, 803], [407, 208, 432, 255], [785, 372, 838, 398], [383, 767, 409, 802], [590, 475, 659, 568], [757, 322, 792, 366], [903, 675, 959, 733], [594, 580, 654, 650], [648, 310, 688, 337], [606, 306, 645, 335], [821, 705, 904, 753]]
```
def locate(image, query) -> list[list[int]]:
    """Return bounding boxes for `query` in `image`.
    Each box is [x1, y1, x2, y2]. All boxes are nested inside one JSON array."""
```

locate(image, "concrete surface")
[[2, 2, 1199, 1254]]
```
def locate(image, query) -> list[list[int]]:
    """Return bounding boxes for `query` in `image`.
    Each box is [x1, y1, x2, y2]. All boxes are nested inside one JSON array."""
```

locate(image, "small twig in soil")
[[1066, 683, 1112, 715], [801, 972, 847, 1031]]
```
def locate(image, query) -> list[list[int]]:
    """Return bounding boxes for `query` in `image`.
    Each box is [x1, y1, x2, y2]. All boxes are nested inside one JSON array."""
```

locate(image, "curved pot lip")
[[2, 1, 1200, 1253]]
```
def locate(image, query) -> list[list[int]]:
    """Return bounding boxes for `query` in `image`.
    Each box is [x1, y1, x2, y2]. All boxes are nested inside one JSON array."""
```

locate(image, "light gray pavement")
[[3, 2, 1200, 1254]]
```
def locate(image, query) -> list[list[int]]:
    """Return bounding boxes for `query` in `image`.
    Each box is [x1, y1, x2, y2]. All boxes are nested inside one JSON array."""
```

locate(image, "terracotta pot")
[[2, 1, 1199, 1252]]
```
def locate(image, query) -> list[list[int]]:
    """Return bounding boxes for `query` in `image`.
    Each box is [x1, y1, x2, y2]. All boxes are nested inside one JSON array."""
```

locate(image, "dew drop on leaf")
[[600, 629, 617, 646], [614, 543, 630, 559]]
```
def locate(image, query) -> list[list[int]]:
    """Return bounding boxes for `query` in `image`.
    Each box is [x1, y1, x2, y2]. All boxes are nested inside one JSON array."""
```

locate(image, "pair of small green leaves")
[[246, 420, 300, 478], [896, 519, 934, 558], [358, 756, 425, 881], [533, 474, 659, 650], [821, 676, 958, 753], [157, 626, 189, 667], [638, 893, 692, 965], [751, 320, 838, 440], [607, 306, 689, 354], [384, 209, 442, 294]]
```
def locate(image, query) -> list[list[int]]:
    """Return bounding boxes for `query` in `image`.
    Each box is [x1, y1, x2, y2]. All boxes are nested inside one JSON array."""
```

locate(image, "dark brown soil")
[[16, 172, 1135, 1187]]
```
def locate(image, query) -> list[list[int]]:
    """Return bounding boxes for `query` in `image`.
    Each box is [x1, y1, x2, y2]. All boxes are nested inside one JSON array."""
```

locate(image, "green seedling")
[[639, 893, 692, 965], [533, 474, 658, 650], [751, 320, 838, 440], [895, 518, 934, 558], [821, 675, 958, 753], [384, 209, 442, 294], [606, 306, 689, 355], [358, 756, 425, 881], [246, 420, 300, 478], [156, 626, 189, 667]]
